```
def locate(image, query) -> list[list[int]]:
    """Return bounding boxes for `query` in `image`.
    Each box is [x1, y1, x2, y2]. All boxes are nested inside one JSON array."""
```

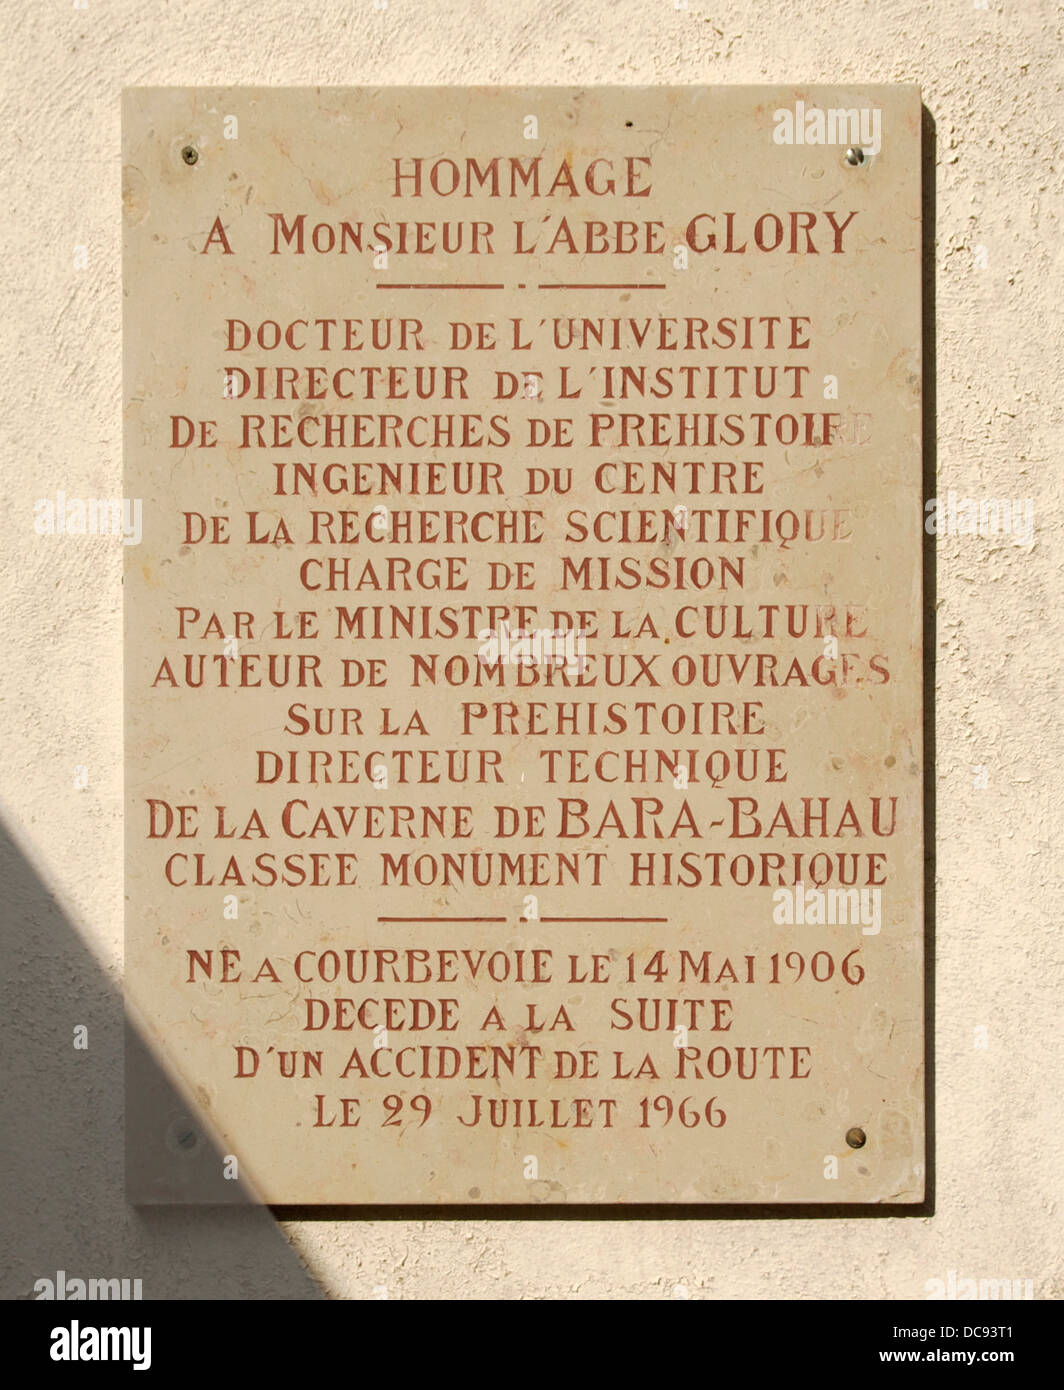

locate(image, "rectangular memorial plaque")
[[124, 86, 924, 1205]]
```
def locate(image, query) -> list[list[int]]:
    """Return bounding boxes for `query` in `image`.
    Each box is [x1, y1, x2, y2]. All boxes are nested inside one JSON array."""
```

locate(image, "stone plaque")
[[124, 86, 924, 1205]]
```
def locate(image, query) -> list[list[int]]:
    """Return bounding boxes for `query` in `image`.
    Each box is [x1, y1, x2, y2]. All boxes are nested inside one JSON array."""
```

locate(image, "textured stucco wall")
[[2, 0, 1061, 1299]]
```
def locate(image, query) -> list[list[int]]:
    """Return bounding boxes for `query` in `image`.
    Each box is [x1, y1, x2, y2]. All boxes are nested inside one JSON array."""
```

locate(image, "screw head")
[[845, 146, 865, 167], [845, 1126, 867, 1149], [166, 1114, 201, 1155], [181, 145, 199, 166]]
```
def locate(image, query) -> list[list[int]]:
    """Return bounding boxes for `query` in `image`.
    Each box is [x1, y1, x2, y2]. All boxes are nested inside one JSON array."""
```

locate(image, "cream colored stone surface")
[[2, 0, 1061, 1298]]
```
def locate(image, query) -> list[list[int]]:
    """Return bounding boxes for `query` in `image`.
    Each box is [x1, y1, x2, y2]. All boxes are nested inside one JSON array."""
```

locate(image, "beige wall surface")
[[2, 0, 1061, 1299]]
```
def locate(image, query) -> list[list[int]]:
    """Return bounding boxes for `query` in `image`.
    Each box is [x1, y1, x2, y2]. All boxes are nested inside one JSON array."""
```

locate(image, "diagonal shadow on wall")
[[0, 815, 322, 1299]]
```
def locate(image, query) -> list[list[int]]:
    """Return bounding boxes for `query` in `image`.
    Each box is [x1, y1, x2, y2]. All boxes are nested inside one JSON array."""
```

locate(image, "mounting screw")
[[181, 145, 199, 166], [166, 1114, 201, 1155], [845, 1126, 867, 1149], [845, 146, 865, 167]]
